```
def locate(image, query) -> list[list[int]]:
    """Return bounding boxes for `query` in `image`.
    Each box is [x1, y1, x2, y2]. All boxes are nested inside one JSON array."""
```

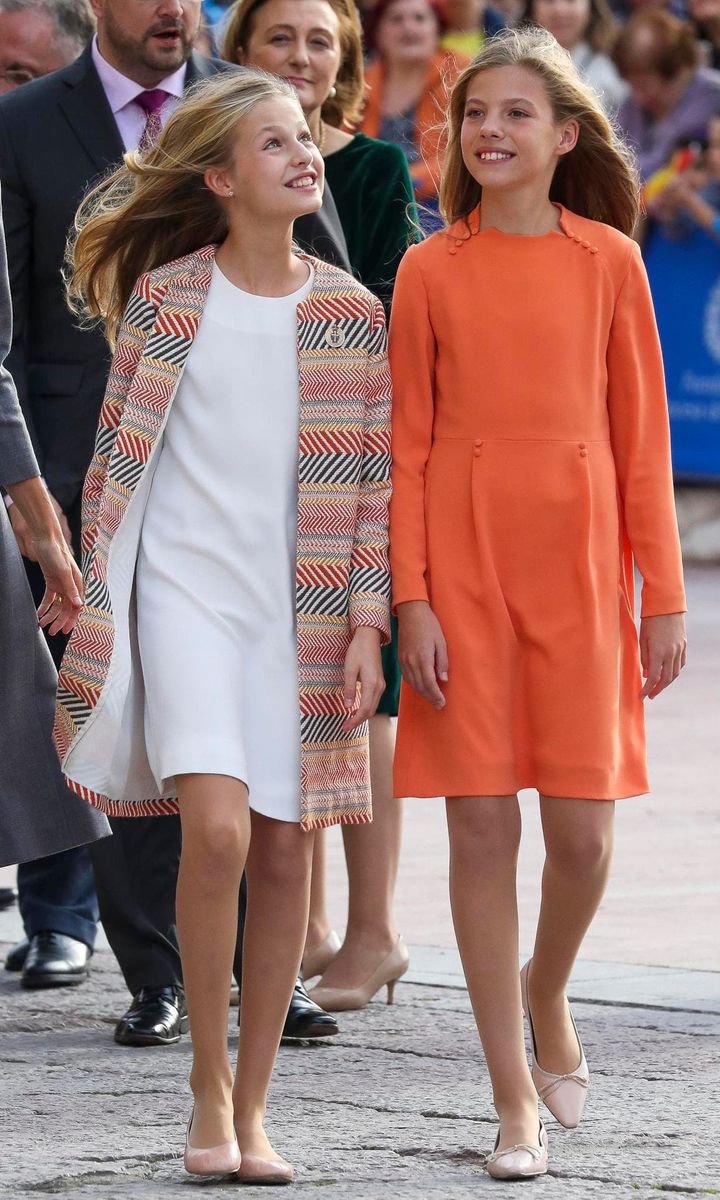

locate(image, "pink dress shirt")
[[90, 36, 186, 151]]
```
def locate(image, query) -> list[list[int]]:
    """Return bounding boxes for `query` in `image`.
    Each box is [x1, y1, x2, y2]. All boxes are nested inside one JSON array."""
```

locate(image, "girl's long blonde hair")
[[439, 27, 639, 236], [66, 69, 299, 346]]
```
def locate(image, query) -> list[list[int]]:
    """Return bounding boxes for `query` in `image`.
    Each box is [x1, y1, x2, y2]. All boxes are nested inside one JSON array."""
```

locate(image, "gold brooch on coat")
[[324, 322, 345, 349]]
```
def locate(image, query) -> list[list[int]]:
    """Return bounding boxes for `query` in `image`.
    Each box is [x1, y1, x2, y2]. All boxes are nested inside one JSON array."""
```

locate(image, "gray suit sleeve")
[[0, 190, 38, 487]]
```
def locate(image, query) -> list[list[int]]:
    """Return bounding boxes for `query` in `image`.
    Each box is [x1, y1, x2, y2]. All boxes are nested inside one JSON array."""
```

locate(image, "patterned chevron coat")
[[54, 246, 391, 831]]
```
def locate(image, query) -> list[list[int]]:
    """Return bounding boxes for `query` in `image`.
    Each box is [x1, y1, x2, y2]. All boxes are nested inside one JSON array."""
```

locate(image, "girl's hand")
[[342, 626, 384, 732], [397, 600, 448, 709], [639, 612, 687, 700]]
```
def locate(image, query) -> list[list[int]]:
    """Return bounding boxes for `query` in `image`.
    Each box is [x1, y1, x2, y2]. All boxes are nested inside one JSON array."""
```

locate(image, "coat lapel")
[[104, 249, 363, 542], [103, 248, 214, 529]]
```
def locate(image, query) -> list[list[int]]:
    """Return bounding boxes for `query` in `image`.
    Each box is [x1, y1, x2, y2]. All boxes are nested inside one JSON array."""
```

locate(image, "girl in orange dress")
[[389, 27, 687, 1182]]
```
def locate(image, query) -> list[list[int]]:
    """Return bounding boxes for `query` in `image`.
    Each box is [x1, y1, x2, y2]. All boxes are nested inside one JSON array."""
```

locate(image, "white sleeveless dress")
[[135, 261, 314, 823]]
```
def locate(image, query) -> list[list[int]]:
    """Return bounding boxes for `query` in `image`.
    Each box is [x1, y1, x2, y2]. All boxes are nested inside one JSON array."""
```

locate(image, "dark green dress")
[[324, 134, 418, 715]]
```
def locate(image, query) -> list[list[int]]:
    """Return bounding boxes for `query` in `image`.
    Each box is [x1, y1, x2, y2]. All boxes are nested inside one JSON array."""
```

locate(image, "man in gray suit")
[[0, 0, 344, 1044]]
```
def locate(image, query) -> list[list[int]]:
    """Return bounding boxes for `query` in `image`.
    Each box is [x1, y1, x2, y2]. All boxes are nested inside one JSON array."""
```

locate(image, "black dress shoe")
[[114, 985, 189, 1047], [0, 887, 18, 911], [21, 931, 92, 989], [281, 978, 339, 1043], [4, 937, 29, 972]]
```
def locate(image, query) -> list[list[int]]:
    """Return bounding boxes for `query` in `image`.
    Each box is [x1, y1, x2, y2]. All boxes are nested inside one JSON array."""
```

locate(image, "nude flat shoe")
[[308, 935, 409, 1012], [301, 929, 341, 980], [520, 959, 590, 1129], [237, 1152, 294, 1185], [486, 1120, 549, 1181], [183, 1107, 241, 1178]]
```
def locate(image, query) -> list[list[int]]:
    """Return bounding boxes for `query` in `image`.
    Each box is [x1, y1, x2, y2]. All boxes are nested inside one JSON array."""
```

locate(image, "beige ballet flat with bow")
[[308, 935, 409, 1011], [486, 1120, 549, 1180], [520, 959, 590, 1129], [301, 929, 341, 981]]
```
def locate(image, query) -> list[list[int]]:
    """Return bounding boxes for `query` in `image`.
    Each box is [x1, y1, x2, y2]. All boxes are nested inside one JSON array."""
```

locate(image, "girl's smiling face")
[[205, 94, 324, 221], [460, 65, 578, 196]]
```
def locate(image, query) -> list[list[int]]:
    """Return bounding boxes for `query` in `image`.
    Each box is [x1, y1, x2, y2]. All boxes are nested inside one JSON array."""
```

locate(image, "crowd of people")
[[196, 0, 720, 216], [0, 0, 692, 1188]]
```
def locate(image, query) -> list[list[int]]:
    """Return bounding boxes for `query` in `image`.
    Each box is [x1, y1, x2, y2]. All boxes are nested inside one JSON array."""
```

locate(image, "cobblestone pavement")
[[1, 571, 717, 1198], [1, 931, 718, 1200]]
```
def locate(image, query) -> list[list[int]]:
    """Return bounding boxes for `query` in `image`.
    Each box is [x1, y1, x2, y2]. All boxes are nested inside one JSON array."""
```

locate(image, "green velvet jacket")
[[324, 133, 418, 317]]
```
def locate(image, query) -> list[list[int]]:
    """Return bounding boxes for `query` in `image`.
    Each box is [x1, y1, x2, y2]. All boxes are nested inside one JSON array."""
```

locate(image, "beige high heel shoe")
[[183, 1107, 241, 1178], [486, 1120, 549, 1181], [237, 1153, 294, 1185], [308, 935, 409, 1012], [520, 960, 589, 1129], [301, 929, 341, 981]]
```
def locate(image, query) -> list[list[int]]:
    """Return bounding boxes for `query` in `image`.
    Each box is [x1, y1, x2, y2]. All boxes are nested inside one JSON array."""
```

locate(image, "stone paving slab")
[[406, 947, 720, 1014], [1, 935, 719, 1200]]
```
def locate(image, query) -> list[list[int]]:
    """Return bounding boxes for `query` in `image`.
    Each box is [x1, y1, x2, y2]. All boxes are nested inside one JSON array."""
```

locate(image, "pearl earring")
[[328, 85, 337, 98]]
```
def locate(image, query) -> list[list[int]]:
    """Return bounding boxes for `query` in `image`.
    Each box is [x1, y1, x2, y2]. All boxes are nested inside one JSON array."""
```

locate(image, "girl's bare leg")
[[304, 828, 331, 954], [529, 796, 615, 1072], [233, 812, 314, 1160], [316, 715, 402, 987], [176, 774, 250, 1149], [446, 795, 539, 1150]]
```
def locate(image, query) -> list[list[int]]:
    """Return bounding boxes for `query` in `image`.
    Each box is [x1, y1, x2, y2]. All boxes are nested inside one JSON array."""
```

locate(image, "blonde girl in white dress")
[[64, 72, 390, 1183]]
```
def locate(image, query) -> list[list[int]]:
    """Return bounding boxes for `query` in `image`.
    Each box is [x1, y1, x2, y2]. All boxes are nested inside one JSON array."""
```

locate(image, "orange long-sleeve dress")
[[389, 206, 686, 801]]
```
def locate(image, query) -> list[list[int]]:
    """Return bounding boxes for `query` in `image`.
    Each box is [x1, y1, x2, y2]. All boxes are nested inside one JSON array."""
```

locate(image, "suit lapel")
[[58, 46, 125, 174], [185, 51, 224, 85]]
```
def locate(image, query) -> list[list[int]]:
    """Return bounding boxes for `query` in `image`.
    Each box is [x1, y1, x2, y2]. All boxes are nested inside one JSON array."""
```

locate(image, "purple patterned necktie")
[[135, 88, 169, 154]]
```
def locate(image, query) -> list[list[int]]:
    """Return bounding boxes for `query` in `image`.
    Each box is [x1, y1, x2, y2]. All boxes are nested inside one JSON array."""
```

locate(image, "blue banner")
[[644, 223, 720, 481]]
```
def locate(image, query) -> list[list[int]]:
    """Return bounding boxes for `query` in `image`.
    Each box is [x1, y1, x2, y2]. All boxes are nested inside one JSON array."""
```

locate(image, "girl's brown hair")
[[439, 26, 639, 236], [221, 0, 364, 128], [519, 0, 618, 56], [66, 69, 298, 346]]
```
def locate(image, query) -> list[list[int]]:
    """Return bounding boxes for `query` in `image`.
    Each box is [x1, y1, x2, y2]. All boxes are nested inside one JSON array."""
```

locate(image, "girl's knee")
[[250, 820, 312, 889], [545, 824, 613, 876], [447, 796, 521, 865], [185, 814, 248, 876]]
